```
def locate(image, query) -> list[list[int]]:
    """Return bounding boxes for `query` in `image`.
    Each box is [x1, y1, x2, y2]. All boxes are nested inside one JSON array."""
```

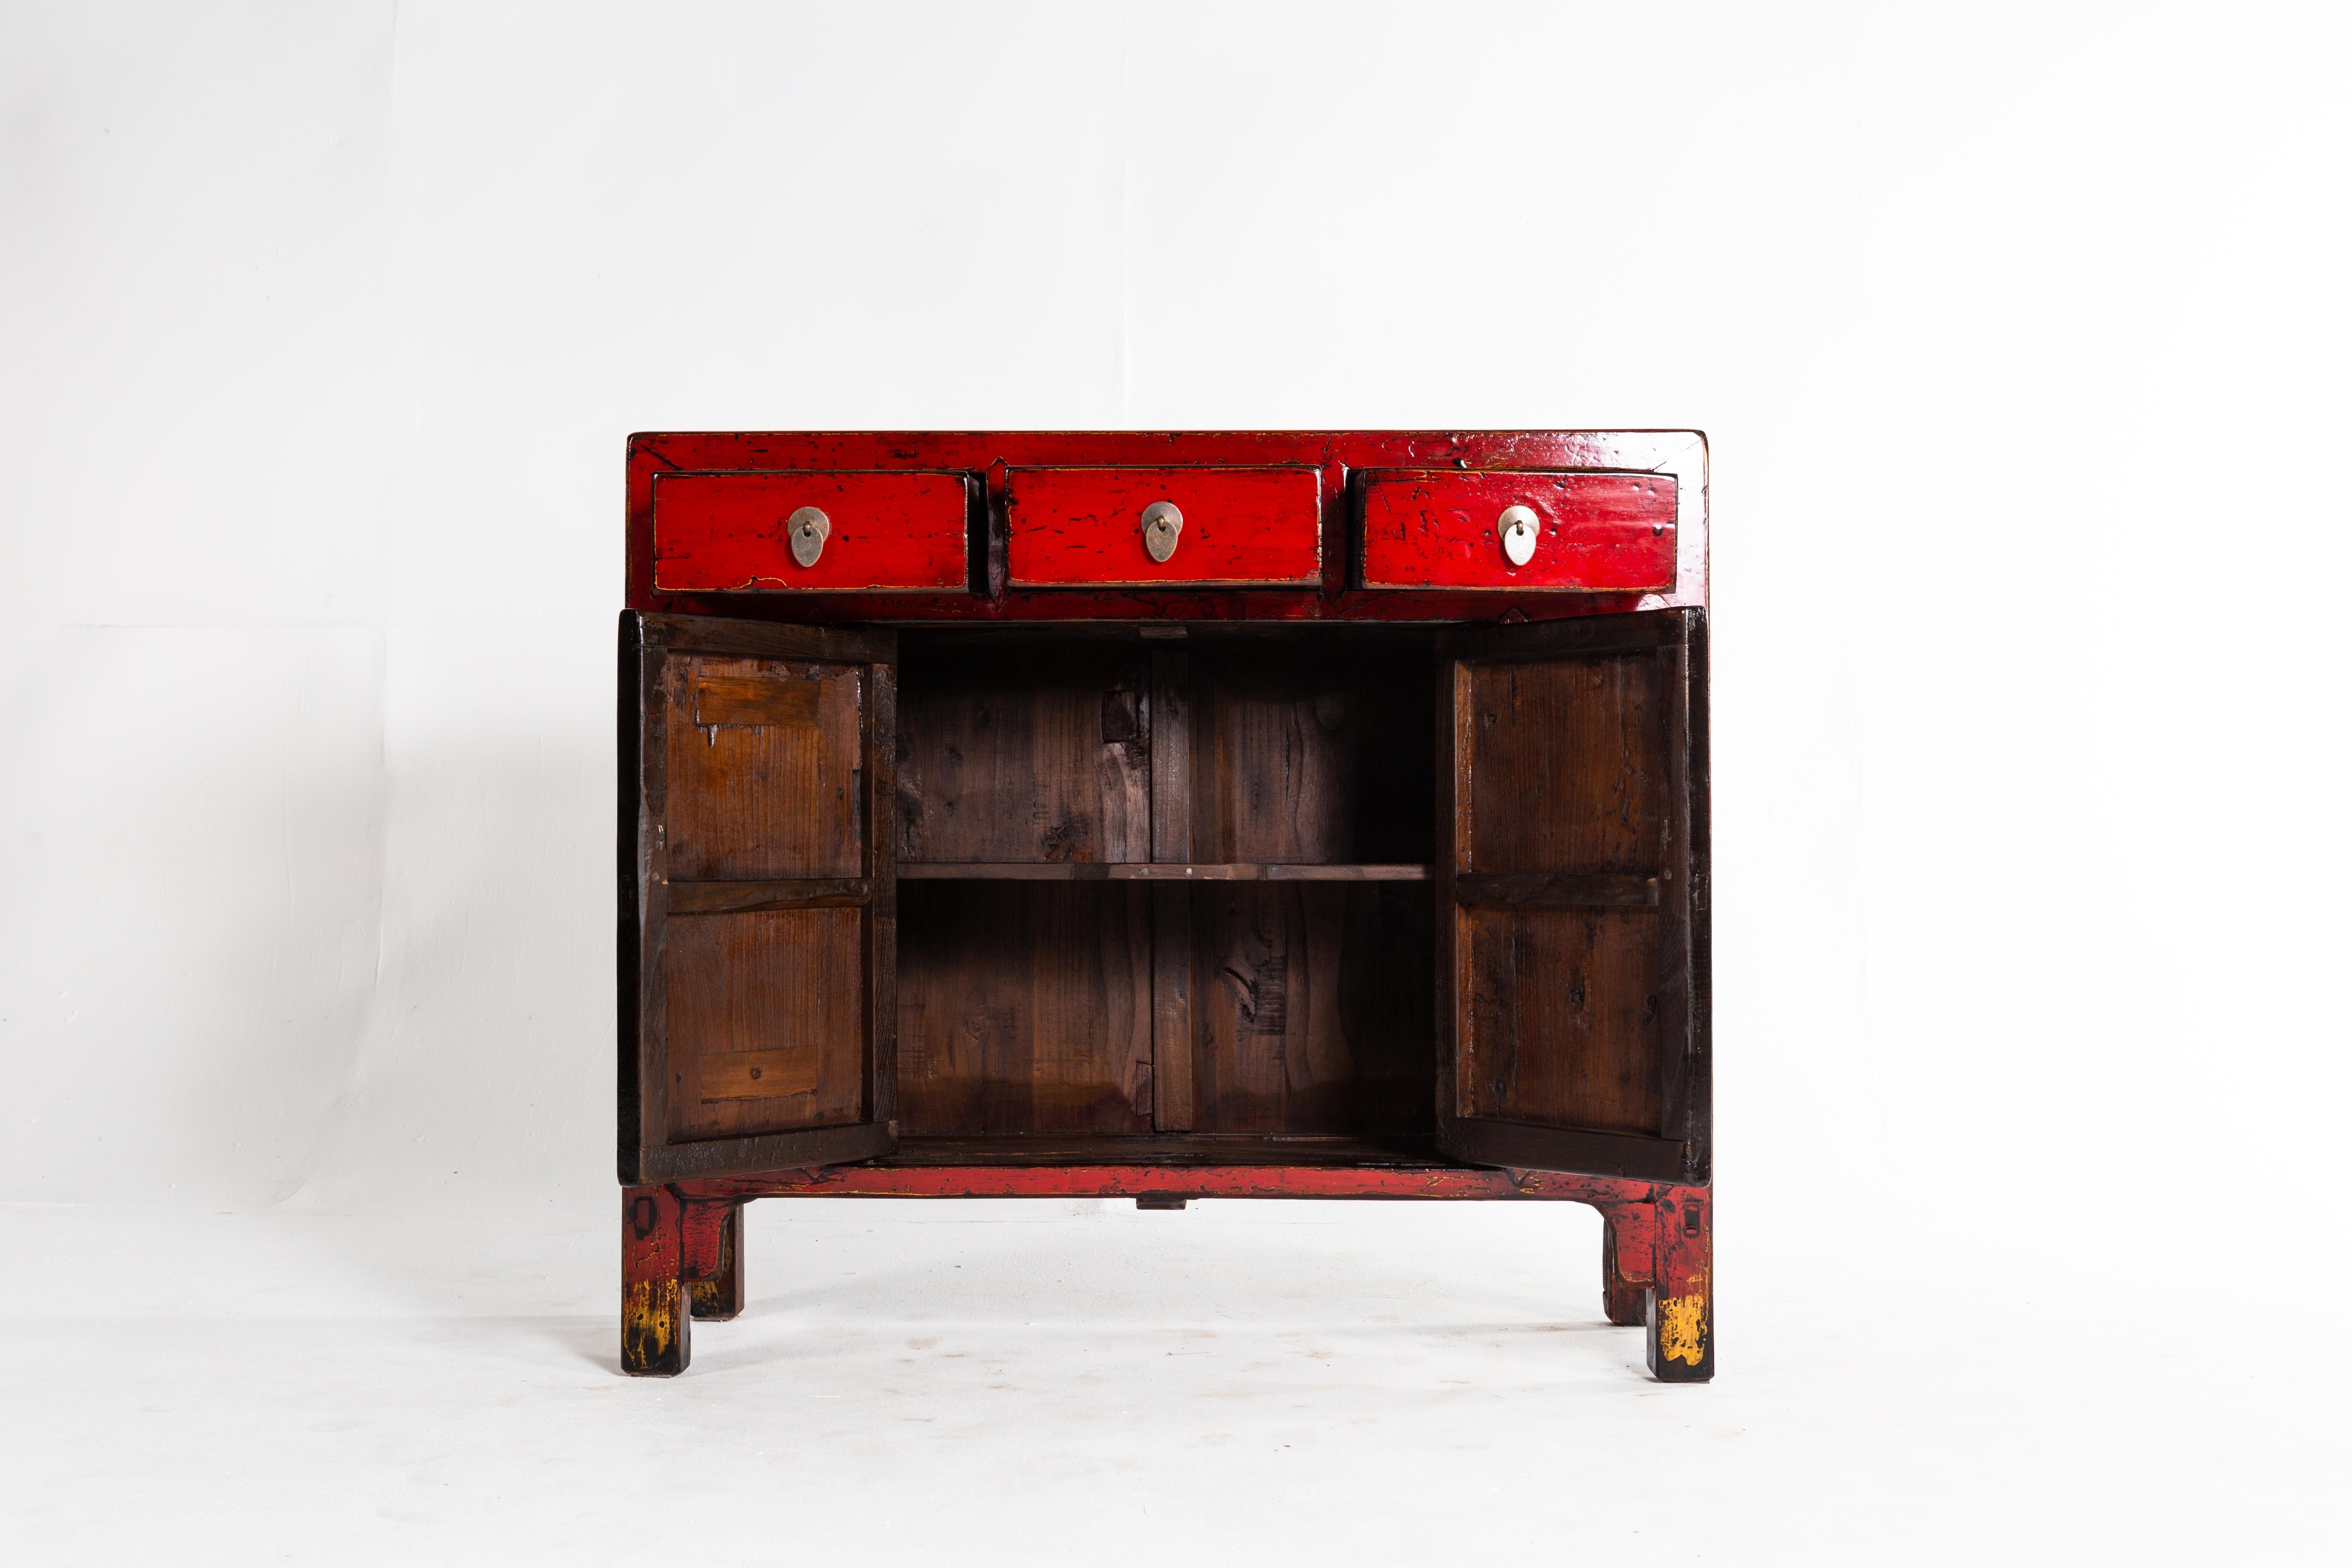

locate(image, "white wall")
[[3, 0, 2343, 1293]]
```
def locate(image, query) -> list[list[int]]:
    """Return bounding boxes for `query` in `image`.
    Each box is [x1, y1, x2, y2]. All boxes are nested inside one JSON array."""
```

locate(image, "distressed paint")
[[620, 1185, 690, 1376], [1358, 470, 1677, 591], [1005, 465, 1321, 587], [1657, 1293, 1709, 1365], [675, 1162, 1654, 1204], [626, 431, 1709, 624], [652, 470, 970, 594], [1645, 1183, 1713, 1381], [619, 429, 1715, 1385]]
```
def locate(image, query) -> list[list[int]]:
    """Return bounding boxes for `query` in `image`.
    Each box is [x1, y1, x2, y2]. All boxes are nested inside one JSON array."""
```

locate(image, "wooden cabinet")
[[619, 430, 1712, 1381]]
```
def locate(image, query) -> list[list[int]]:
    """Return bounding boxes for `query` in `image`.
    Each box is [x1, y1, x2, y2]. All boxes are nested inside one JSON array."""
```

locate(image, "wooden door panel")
[[621, 611, 900, 1184], [664, 657, 866, 880], [1436, 609, 1708, 1182], [1465, 655, 1667, 875], [663, 907, 868, 1142], [1462, 904, 1662, 1136]]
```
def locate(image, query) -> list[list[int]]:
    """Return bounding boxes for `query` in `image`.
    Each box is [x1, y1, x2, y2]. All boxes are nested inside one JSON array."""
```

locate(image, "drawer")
[[1004, 466, 1321, 588], [1358, 470, 1677, 591], [653, 470, 971, 593]]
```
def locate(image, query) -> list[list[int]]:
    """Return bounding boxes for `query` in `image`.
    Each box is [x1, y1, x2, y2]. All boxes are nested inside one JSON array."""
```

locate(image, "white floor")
[[0, 1196, 2317, 1563]]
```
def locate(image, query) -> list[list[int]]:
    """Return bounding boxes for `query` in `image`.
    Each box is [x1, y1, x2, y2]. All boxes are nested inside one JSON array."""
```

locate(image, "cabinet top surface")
[[628, 429, 1709, 625]]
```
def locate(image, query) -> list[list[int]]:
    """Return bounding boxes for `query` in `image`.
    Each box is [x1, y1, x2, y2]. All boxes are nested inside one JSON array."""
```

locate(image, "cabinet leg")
[[689, 1200, 746, 1321], [1599, 1203, 1654, 1327], [1645, 1185, 1713, 1382], [622, 1185, 690, 1377]]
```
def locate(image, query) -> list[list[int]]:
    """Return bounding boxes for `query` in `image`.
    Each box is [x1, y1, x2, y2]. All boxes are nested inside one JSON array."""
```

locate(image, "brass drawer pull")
[[1140, 500, 1183, 563]]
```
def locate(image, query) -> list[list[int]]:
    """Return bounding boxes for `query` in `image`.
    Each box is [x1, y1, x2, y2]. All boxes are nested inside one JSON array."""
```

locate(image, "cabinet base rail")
[[620, 1165, 1714, 1383]]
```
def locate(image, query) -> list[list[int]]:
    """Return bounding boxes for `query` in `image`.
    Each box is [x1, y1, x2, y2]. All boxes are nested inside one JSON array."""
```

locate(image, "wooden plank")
[[667, 878, 873, 913], [664, 654, 864, 881], [1188, 637, 1436, 866], [1188, 882, 1433, 1136], [897, 862, 1432, 881], [633, 1121, 897, 1184], [1462, 904, 1665, 1137], [651, 469, 971, 594], [1006, 466, 1321, 587], [1438, 1119, 1689, 1183], [1150, 650, 1192, 861], [1455, 872, 1658, 906], [639, 609, 895, 665], [879, 1135, 1443, 1167], [662, 907, 868, 1142], [1152, 884, 1196, 1131], [678, 1162, 1669, 1204], [895, 881, 1154, 1136], [697, 1049, 824, 1101], [1358, 470, 1676, 592], [1464, 652, 1666, 877], [868, 657, 900, 1136], [693, 674, 821, 727], [1442, 605, 1700, 665], [897, 637, 1151, 864]]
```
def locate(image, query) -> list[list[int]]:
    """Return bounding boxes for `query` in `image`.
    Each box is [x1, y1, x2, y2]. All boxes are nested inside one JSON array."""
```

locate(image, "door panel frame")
[[619, 611, 900, 1184], [1435, 608, 1709, 1182]]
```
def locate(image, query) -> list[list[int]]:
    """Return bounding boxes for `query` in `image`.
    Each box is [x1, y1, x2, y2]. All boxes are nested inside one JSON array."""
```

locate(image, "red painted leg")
[[1645, 1185, 1713, 1382], [622, 1185, 690, 1376], [686, 1199, 745, 1321], [1599, 1203, 1654, 1327]]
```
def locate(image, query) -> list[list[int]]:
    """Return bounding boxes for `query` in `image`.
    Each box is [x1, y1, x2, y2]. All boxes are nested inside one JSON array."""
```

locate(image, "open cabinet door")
[[619, 611, 899, 1183], [1436, 609, 1709, 1182]]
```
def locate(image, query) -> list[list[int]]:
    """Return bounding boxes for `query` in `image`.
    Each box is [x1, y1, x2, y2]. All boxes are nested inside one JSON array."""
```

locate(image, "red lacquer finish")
[[626, 431, 1709, 624], [1004, 465, 1321, 587], [619, 429, 1714, 1383], [652, 469, 971, 594], [1358, 470, 1677, 591]]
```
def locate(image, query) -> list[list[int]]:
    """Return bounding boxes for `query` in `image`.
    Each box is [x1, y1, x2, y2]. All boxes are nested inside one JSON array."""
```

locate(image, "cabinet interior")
[[894, 625, 1439, 1152]]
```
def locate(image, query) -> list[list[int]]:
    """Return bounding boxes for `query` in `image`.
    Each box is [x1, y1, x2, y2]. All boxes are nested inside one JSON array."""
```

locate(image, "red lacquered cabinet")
[[619, 431, 1712, 1380]]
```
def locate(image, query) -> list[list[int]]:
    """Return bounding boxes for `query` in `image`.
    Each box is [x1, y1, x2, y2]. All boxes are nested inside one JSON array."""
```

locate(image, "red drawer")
[[1358, 471, 1677, 591], [1005, 466, 1321, 588], [653, 471, 971, 594]]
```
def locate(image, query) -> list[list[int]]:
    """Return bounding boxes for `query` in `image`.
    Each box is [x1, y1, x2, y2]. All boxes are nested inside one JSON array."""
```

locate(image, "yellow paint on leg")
[[623, 1280, 680, 1370], [1658, 1292, 1709, 1366]]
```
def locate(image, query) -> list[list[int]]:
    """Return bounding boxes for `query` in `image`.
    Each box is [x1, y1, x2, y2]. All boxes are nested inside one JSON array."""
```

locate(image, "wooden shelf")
[[897, 861, 1433, 882], [871, 1135, 1450, 1168]]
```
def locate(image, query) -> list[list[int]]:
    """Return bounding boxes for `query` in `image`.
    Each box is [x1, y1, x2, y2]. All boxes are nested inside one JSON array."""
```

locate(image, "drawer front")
[[1005, 466, 1321, 587], [653, 471, 971, 593], [1359, 471, 1677, 591]]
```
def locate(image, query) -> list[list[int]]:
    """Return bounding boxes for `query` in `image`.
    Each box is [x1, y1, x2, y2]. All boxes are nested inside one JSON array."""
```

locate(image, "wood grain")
[[896, 881, 1154, 1136], [1465, 653, 1666, 876], [1186, 883, 1433, 1136], [662, 907, 867, 1142], [1188, 638, 1436, 867], [664, 655, 864, 881], [1462, 904, 1663, 1136], [896, 637, 1150, 864]]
